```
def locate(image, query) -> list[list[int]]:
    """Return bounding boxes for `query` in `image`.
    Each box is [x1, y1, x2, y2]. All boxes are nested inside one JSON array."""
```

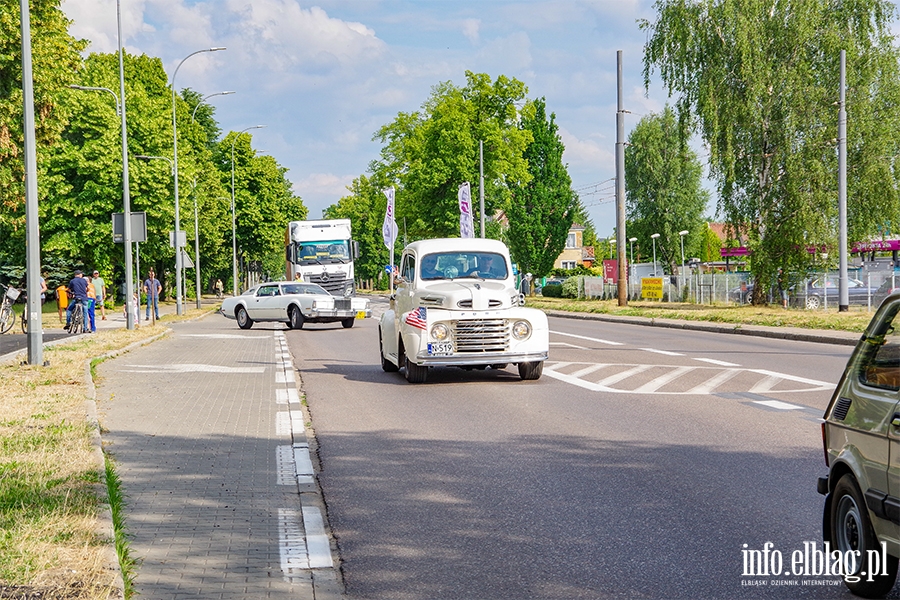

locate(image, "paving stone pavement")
[[95, 314, 341, 599]]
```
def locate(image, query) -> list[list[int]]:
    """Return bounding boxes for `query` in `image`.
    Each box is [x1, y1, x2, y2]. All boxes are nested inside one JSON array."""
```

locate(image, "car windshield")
[[281, 283, 329, 295], [419, 252, 508, 280]]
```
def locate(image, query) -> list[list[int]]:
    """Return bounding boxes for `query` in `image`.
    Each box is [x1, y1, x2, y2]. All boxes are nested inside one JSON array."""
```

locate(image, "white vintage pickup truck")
[[379, 238, 549, 383]]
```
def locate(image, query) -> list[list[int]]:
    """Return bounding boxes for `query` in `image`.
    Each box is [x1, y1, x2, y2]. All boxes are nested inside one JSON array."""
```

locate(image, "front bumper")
[[414, 350, 548, 367], [304, 308, 371, 319]]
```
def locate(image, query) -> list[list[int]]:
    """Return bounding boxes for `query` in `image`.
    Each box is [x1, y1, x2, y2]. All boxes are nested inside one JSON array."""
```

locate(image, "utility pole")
[[838, 50, 849, 312], [615, 50, 628, 306]]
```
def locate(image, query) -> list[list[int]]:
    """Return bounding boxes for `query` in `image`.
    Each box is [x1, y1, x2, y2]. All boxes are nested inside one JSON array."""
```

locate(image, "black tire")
[[69, 305, 84, 335], [288, 306, 304, 330], [236, 306, 253, 329], [518, 361, 543, 381], [806, 294, 821, 310], [405, 355, 428, 383], [379, 329, 399, 372], [21, 305, 27, 333], [0, 305, 14, 334], [341, 317, 355, 329], [830, 474, 899, 598]]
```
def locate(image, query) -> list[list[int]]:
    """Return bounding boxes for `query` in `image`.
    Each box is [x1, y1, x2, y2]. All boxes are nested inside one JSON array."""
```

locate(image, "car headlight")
[[512, 320, 531, 340], [431, 323, 449, 341]]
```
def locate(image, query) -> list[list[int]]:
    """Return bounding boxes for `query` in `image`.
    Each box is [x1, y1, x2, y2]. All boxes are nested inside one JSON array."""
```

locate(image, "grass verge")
[[0, 306, 215, 599], [525, 296, 875, 333]]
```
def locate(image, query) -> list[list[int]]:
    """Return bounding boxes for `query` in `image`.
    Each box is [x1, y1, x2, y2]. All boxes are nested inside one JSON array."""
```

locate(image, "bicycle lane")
[[95, 315, 341, 599]]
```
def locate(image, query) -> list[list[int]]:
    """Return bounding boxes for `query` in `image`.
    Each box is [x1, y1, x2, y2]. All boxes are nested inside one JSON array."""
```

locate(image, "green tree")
[[642, 0, 900, 301], [372, 72, 532, 239], [699, 223, 723, 264], [0, 0, 85, 264], [624, 106, 709, 273], [506, 98, 578, 279]]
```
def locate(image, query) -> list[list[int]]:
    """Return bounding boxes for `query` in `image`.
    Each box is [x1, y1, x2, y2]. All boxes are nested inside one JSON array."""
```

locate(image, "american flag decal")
[[404, 307, 427, 330]]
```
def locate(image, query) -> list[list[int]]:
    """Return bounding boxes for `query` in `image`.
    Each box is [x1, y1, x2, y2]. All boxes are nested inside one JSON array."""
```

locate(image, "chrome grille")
[[334, 298, 351, 310], [304, 273, 347, 295], [457, 299, 503, 308], [452, 319, 509, 353]]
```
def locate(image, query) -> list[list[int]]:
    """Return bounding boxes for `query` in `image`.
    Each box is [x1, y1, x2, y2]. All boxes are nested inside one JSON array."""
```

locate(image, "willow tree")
[[506, 98, 578, 279], [642, 0, 900, 303]]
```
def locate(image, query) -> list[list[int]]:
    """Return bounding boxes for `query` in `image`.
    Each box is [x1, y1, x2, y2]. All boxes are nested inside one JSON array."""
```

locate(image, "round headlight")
[[431, 323, 449, 341], [512, 320, 531, 340]]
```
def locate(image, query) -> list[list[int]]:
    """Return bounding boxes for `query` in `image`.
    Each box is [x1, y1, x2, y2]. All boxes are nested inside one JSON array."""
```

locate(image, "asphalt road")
[[290, 311, 896, 599]]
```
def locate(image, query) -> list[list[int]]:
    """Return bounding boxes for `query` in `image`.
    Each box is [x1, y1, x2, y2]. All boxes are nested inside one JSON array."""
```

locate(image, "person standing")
[[92, 270, 107, 320], [86, 275, 97, 333], [64, 270, 90, 332], [144, 270, 161, 322], [56, 283, 68, 323], [214, 278, 223, 298]]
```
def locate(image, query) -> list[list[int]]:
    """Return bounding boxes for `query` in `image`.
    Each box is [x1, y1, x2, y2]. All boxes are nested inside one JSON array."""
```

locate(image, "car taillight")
[[821, 422, 829, 467]]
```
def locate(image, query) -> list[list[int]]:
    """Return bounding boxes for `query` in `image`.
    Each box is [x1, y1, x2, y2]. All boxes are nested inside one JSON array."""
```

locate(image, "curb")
[[541, 309, 863, 346]]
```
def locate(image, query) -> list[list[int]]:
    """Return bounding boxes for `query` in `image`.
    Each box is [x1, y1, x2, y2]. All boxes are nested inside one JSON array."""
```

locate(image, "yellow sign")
[[641, 277, 664, 299]]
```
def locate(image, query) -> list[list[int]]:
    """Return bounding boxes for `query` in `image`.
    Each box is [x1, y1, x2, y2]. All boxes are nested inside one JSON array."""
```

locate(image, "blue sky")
[[61, 0, 898, 237]]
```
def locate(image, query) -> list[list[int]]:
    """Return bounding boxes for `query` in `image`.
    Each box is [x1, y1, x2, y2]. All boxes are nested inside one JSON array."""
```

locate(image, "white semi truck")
[[285, 219, 360, 297]]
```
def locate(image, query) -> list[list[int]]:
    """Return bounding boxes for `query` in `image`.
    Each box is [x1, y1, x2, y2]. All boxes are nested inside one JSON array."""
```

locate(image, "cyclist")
[[64, 270, 90, 332]]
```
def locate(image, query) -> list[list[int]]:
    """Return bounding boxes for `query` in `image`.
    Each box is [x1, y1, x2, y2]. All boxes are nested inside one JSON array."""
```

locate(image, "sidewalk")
[[94, 314, 340, 599]]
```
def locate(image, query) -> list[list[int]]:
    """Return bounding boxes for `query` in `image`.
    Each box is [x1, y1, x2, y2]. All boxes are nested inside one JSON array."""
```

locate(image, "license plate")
[[428, 342, 453, 356], [356, 311, 366, 319]]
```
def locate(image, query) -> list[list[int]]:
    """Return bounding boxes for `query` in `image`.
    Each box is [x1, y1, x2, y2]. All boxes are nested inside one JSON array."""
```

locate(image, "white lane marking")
[[568, 364, 608, 379], [750, 373, 780, 393], [632, 366, 694, 393], [278, 508, 310, 575], [276, 412, 292, 436], [302, 507, 334, 568], [276, 388, 300, 405], [550, 341, 588, 349], [122, 363, 265, 373], [748, 369, 832, 389], [753, 399, 804, 410], [550, 330, 623, 345], [597, 364, 653, 387], [276, 446, 294, 485], [694, 357, 740, 367], [181, 333, 270, 339], [640, 348, 683, 356], [686, 368, 742, 395], [276, 369, 296, 384], [544, 368, 609, 391]]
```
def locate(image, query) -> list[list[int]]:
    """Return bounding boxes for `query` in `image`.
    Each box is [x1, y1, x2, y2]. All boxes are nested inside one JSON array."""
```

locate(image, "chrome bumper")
[[414, 350, 548, 367]]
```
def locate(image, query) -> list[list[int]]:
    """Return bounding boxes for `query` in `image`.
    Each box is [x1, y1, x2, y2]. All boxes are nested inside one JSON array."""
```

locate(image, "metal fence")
[[572, 271, 898, 311]]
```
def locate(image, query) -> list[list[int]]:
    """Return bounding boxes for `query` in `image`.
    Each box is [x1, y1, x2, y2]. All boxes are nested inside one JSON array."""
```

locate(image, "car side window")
[[858, 307, 900, 391], [257, 285, 280, 297], [401, 255, 415, 282]]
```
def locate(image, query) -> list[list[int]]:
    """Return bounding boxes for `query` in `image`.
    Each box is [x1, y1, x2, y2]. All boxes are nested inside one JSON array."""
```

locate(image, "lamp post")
[[628, 237, 637, 295], [189, 91, 234, 308], [68, 80, 136, 330], [231, 125, 265, 295], [170, 47, 225, 315], [679, 230, 688, 286], [650, 233, 660, 276]]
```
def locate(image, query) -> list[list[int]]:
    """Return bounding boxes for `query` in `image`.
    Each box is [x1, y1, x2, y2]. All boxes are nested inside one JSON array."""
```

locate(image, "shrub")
[[541, 283, 563, 297], [562, 276, 582, 298]]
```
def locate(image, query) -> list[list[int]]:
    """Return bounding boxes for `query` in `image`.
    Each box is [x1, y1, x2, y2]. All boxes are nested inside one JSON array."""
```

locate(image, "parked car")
[[379, 238, 549, 383], [874, 277, 900, 307], [793, 277, 881, 310], [220, 281, 370, 330], [818, 290, 900, 598]]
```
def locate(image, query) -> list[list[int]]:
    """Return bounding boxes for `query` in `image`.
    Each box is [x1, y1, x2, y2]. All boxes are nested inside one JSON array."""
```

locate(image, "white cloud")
[[559, 126, 614, 169], [462, 18, 480, 44]]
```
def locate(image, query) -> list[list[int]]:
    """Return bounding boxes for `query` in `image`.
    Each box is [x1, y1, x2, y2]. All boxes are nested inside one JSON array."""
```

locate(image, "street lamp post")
[[170, 47, 226, 315], [650, 233, 661, 276], [628, 237, 637, 297], [189, 91, 234, 308], [231, 125, 265, 295], [679, 230, 689, 291]]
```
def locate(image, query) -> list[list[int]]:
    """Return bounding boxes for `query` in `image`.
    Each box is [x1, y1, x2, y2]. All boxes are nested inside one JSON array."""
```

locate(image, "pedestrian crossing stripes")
[[544, 361, 832, 395]]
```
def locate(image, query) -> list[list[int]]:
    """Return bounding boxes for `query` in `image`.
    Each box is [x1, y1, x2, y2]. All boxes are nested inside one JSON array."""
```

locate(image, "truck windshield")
[[294, 240, 350, 264]]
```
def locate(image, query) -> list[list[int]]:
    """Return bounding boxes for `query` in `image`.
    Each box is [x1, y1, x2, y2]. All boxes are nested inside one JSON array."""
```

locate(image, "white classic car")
[[220, 281, 370, 329], [379, 238, 549, 383]]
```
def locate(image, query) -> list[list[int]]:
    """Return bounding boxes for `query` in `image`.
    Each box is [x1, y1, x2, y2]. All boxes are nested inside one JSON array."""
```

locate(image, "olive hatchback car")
[[819, 291, 900, 598]]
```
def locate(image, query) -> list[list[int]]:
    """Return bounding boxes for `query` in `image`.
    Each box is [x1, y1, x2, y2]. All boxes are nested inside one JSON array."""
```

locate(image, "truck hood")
[[415, 279, 515, 310]]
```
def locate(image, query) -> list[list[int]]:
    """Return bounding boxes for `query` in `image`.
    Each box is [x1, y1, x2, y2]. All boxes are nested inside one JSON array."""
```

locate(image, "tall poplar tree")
[[506, 98, 578, 279], [642, 0, 900, 303]]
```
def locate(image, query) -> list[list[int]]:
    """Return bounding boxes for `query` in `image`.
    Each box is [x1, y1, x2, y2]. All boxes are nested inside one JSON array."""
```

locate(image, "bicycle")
[[0, 282, 20, 334], [66, 300, 86, 335]]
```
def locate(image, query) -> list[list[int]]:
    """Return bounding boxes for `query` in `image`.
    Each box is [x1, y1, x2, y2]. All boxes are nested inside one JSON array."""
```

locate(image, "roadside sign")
[[641, 277, 664, 299], [112, 211, 147, 243]]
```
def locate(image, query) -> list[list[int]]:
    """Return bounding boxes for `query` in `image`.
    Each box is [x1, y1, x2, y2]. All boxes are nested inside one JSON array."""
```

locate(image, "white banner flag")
[[458, 182, 474, 238], [382, 187, 398, 250]]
